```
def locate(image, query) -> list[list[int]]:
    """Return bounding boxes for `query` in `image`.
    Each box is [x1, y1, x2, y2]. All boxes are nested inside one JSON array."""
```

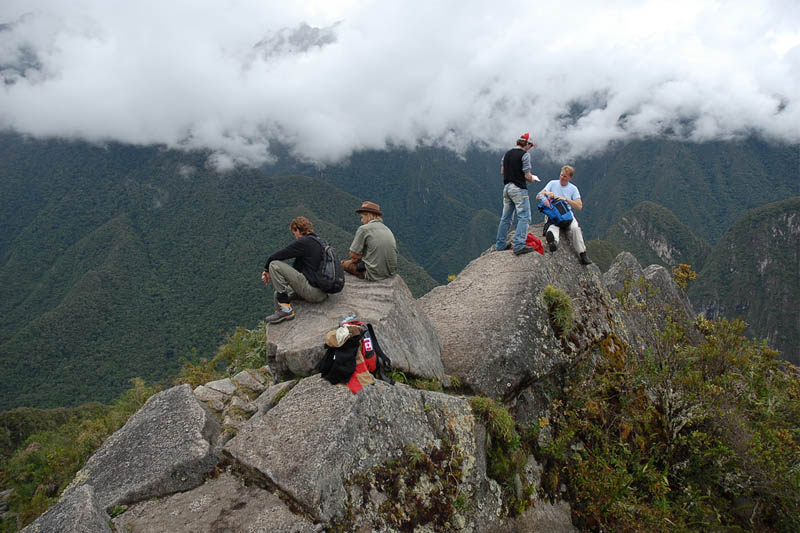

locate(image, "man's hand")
[[349, 251, 363, 262], [261, 270, 270, 285]]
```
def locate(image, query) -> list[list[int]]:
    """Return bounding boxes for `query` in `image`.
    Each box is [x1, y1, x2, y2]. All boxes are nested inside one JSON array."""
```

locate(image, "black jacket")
[[265, 233, 324, 288]]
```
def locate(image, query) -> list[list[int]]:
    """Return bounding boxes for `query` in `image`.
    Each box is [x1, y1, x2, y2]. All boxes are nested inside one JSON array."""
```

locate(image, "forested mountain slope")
[[0, 135, 436, 410], [572, 139, 799, 242], [689, 197, 800, 365], [602, 201, 711, 269], [1, 133, 798, 409]]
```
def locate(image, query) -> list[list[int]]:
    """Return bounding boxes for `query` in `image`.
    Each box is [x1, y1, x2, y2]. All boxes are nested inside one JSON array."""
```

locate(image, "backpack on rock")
[[309, 235, 345, 293], [315, 321, 395, 394]]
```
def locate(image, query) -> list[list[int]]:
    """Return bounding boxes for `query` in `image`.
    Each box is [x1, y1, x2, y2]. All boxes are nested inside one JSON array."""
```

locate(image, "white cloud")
[[0, 0, 798, 168]]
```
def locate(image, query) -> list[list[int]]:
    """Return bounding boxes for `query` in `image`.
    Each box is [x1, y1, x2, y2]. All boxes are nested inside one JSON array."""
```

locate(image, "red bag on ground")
[[526, 233, 544, 254]]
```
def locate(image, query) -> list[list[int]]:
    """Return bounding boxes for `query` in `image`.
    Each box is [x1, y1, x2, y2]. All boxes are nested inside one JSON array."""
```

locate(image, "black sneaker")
[[546, 231, 557, 252], [579, 252, 593, 265], [513, 246, 534, 256], [267, 307, 295, 324]]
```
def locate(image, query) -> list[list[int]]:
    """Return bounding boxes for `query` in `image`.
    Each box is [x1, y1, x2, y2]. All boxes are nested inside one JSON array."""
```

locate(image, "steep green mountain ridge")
[[689, 197, 800, 365], [602, 201, 711, 269], [573, 139, 799, 242]]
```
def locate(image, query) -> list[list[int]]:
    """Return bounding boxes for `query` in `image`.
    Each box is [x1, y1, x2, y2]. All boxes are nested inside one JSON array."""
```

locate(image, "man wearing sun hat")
[[495, 132, 541, 255], [342, 201, 398, 281]]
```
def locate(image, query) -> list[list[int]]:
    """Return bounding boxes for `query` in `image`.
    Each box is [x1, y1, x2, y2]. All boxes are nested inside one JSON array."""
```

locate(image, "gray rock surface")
[[224, 375, 502, 529], [22, 485, 110, 533], [111, 472, 317, 533], [491, 500, 577, 533], [66, 385, 220, 511], [419, 239, 612, 400], [603, 252, 699, 352], [232, 369, 267, 393], [267, 274, 444, 380], [253, 380, 298, 415], [602, 251, 644, 298]]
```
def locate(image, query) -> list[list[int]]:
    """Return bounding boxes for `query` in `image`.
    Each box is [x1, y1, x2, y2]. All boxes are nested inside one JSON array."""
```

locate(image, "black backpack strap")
[[366, 323, 395, 385]]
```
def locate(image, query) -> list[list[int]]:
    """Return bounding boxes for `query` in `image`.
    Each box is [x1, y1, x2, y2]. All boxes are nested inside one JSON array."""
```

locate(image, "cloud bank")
[[1, 0, 798, 168]]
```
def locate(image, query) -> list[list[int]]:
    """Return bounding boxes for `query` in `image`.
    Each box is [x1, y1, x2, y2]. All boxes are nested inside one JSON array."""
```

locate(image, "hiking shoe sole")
[[546, 232, 557, 252], [513, 246, 534, 255], [267, 311, 295, 324]]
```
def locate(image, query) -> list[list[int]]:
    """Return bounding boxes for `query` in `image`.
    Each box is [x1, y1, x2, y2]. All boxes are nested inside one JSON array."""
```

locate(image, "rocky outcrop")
[[67, 385, 219, 511], [603, 251, 698, 354], [224, 375, 503, 530], [23, 485, 109, 533], [267, 274, 444, 380], [31, 244, 697, 532], [112, 472, 317, 533], [419, 235, 613, 401]]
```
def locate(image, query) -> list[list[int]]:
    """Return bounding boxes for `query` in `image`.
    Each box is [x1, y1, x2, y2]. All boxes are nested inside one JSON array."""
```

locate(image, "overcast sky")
[[1, 0, 798, 169]]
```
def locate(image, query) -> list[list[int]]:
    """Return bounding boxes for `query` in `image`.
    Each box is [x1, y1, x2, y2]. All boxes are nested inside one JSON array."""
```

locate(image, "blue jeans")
[[495, 183, 531, 250]]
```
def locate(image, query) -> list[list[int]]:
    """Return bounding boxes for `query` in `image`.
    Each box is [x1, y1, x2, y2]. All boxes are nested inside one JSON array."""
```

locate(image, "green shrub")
[[537, 318, 800, 531], [542, 285, 575, 338], [469, 397, 533, 515], [175, 323, 268, 387]]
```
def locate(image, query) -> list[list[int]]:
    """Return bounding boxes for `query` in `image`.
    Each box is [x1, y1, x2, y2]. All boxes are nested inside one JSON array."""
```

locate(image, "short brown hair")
[[289, 216, 314, 235], [561, 165, 575, 178]]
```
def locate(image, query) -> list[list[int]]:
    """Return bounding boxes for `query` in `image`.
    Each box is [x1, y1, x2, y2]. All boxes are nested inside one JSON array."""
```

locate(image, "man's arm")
[[522, 152, 539, 182], [349, 251, 363, 261], [264, 239, 305, 270]]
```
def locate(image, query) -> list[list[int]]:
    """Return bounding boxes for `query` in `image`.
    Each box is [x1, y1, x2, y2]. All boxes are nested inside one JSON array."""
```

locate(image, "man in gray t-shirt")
[[342, 201, 398, 281]]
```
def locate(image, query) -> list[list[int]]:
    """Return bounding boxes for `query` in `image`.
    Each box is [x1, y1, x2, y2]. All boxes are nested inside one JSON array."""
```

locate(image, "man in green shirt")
[[342, 201, 398, 281]]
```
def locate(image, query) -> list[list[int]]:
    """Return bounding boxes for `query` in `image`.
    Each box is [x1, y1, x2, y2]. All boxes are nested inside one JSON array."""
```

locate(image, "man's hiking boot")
[[496, 243, 512, 251], [513, 245, 534, 256], [267, 306, 295, 324], [580, 252, 593, 265], [546, 231, 557, 252]]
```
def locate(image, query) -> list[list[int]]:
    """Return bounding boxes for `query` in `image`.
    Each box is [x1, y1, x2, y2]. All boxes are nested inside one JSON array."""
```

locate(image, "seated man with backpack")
[[341, 201, 398, 281], [261, 216, 329, 324], [536, 165, 592, 265]]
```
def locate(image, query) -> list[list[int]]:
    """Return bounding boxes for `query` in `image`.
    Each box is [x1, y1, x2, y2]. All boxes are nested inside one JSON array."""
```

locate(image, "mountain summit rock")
[[25, 246, 693, 532]]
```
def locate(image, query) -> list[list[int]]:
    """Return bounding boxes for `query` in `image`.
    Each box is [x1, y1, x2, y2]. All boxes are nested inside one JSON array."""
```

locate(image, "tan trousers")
[[268, 261, 327, 304], [546, 217, 587, 254]]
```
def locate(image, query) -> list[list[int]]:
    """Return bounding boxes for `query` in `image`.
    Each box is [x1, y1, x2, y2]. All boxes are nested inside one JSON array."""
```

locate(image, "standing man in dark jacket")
[[261, 216, 327, 324], [495, 132, 540, 255]]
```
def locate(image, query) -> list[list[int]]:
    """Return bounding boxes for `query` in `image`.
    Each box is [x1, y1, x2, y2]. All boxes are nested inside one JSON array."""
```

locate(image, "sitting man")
[[341, 201, 398, 281], [536, 165, 592, 265], [261, 216, 328, 324]]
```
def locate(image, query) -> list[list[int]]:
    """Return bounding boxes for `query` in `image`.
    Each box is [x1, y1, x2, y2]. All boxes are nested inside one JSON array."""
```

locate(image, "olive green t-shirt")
[[349, 220, 398, 281]]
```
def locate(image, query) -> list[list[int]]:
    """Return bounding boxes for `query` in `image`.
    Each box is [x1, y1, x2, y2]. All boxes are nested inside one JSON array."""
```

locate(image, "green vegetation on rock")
[[536, 317, 800, 531]]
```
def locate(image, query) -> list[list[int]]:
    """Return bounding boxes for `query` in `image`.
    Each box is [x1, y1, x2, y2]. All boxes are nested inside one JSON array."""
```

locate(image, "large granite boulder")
[[65, 385, 220, 512], [267, 274, 444, 380], [224, 375, 504, 531], [602, 252, 699, 352], [22, 485, 109, 533], [111, 472, 317, 533], [419, 240, 613, 401]]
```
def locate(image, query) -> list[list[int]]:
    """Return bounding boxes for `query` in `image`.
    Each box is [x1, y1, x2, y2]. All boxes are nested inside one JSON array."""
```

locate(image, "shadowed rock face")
[[267, 274, 444, 380], [112, 472, 317, 533]]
